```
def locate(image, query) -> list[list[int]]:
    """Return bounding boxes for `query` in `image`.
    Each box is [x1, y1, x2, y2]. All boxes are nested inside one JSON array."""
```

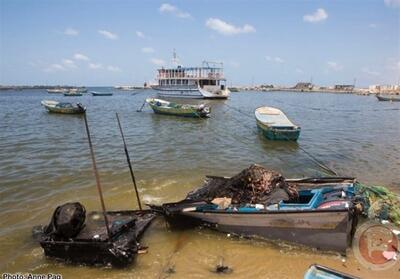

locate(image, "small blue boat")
[[255, 106, 300, 141], [304, 264, 359, 279], [91, 91, 113, 96]]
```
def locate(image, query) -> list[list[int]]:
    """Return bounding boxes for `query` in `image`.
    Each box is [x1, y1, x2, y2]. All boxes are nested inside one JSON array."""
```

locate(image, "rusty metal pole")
[[116, 113, 143, 210], [83, 113, 111, 239]]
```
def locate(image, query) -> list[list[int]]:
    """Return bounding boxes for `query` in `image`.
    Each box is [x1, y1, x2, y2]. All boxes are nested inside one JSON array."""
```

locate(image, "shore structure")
[[233, 82, 400, 95]]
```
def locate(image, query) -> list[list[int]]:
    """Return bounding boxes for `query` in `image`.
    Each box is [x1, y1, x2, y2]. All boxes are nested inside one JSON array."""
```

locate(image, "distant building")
[[369, 84, 400, 94], [293, 82, 313, 90], [334, 85, 354, 92]]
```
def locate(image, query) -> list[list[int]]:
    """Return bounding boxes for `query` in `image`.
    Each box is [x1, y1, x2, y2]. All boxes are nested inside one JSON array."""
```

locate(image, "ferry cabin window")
[[199, 80, 216, 86]]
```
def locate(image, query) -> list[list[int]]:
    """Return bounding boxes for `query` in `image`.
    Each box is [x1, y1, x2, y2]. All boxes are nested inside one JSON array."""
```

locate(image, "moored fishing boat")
[[255, 106, 300, 140], [47, 88, 68, 94], [77, 87, 88, 93], [150, 166, 359, 254], [91, 91, 113, 96], [376, 94, 400, 102], [146, 98, 210, 118], [41, 100, 86, 114], [64, 89, 83, 96]]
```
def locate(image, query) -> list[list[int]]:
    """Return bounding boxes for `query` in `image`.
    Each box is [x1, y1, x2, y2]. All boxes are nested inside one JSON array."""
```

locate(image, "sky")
[[0, 0, 399, 87]]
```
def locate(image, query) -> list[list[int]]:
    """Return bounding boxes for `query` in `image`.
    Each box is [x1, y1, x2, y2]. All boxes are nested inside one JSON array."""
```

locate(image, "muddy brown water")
[[0, 89, 399, 278]]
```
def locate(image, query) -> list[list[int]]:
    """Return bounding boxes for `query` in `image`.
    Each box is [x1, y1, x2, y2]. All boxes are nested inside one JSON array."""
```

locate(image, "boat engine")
[[45, 202, 86, 239]]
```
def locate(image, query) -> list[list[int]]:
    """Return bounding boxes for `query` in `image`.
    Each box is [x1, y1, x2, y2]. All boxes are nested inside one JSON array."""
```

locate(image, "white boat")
[[47, 88, 68, 94], [114, 85, 135, 91], [153, 52, 230, 99]]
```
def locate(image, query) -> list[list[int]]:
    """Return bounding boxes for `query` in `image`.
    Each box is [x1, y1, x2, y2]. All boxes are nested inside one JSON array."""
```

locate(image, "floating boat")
[[34, 208, 155, 267], [304, 264, 359, 279], [64, 89, 83, 96], [91, 91, 113, 96], [153, 51, 230, 99], [64, 93, 83, 96], [115, 85, 135, 91], [255, 106, 301, 141], [151, 177, 358, 254], [77, 87, 88, 93], [146, 98, 211, 118], [376, 95, 400, 102], [41, 100, 86, 114], [47, 88, 68, 94]]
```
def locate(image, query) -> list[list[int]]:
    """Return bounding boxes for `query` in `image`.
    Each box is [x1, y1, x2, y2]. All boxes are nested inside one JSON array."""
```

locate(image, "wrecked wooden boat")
[[41, 100, 86, 114], [146, 98, 211, 118], [150, 166, 359, 254], [33, 114, 156, 267], [34, 205, 155, 267], [255, 106, 300, 140]]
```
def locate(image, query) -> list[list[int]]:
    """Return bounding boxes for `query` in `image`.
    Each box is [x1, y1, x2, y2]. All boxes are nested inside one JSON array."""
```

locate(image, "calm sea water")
[[0, 89, 399, 278]]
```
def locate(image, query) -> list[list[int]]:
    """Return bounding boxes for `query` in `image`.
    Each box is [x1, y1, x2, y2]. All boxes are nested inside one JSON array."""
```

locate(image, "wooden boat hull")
[[376, 95, 400, 102], [159, 204, 353, 254], [44, 106, 85, 114], [147, 98, 210, 118], [150, 105, 208, 117], [256, 119, 300, 141], [36, 210, 155, 267]]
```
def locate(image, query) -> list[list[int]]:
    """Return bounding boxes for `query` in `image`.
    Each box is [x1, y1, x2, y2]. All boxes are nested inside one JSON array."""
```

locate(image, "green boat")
[[146, 98, 210, 118], [255, 106, 300, 141], [41, 100, 86, 114]]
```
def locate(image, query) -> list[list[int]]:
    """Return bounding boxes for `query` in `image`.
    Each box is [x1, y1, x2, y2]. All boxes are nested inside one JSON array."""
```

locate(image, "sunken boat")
[[150, 165, 360, 254], [34, 204, 155, 267], [33, 114, 156, 267]]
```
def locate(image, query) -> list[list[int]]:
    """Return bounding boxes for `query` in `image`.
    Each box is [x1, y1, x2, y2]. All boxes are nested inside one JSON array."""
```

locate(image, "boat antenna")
[[83, 114, 112, 239], [116, 113, 142, 210], [172, 48, 180, 66]]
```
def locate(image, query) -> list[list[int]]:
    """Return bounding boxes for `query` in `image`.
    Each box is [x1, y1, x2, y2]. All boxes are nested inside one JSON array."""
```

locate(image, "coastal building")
[[334, 85, 354, 92], [293, 82, 313, 91], [369, 84, 400, 94]]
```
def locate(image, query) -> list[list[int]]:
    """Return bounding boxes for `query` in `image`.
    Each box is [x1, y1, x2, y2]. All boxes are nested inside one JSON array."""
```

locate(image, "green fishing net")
[[355, 183, 400, 226]]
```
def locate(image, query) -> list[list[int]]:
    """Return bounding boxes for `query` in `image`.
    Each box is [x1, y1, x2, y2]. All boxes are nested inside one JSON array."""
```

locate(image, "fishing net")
[[355, 183, 400, 226], [186, 164, 298, 205]]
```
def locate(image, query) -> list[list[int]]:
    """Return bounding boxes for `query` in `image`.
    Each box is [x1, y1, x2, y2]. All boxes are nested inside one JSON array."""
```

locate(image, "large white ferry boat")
[[153, 53, 230, 99]]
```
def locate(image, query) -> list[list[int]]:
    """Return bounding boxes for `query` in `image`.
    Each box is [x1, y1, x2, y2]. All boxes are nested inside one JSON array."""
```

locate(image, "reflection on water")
[[0, 89, 399, 278]]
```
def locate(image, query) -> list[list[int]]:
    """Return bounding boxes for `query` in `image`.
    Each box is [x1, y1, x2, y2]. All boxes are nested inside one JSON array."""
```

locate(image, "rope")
[[223, 104, 338, 176]]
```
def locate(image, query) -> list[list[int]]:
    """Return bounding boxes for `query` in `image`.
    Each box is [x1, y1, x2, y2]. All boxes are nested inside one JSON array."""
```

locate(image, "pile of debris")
[[186, 164, 298, 205]]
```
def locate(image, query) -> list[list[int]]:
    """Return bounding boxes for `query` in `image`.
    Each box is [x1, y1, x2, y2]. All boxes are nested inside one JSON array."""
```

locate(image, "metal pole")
[[116, 113, 143, 210], [83, 114, 112, 239]]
